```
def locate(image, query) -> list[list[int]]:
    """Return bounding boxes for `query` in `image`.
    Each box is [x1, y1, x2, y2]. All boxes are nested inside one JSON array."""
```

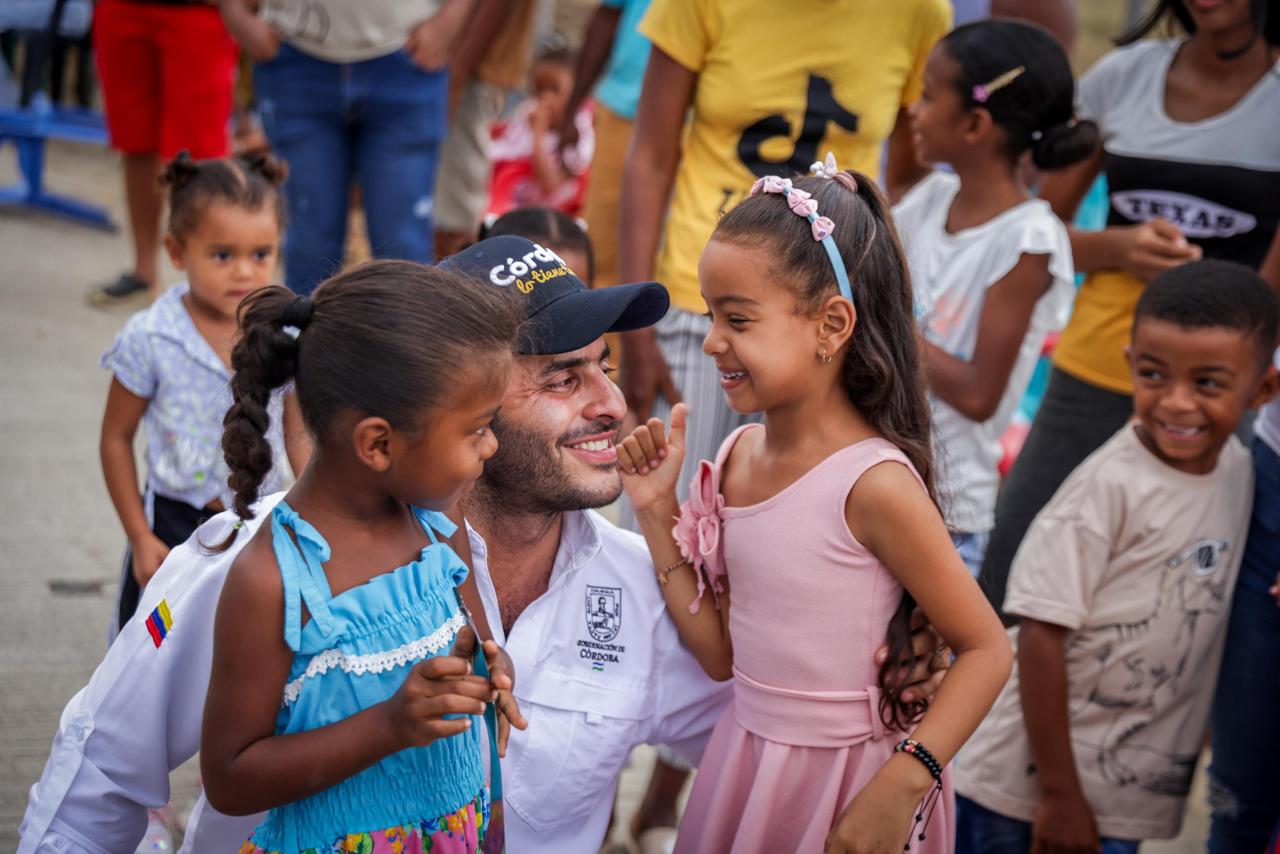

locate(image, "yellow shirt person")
[[641, 0, 951, 314]]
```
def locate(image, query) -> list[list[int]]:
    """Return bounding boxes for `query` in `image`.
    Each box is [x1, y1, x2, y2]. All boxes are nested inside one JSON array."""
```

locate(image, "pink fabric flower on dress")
[[671, 460, 727, 614]]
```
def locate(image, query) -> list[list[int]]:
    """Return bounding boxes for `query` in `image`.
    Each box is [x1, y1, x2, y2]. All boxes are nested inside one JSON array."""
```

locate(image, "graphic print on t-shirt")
[[1104, 153, 1280, 269], [1067, 538, 1232, 797], [736, 74, 860, 179]]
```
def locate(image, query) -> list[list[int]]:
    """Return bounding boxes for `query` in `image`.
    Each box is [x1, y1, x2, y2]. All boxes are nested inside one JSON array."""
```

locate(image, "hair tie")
[[971, 65, 1025, 103], [281, 295, 314, 340], [749, 154, 854, 304]]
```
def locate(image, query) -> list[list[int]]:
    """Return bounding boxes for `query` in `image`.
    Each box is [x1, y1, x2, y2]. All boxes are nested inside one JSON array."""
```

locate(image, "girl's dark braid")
[[222, 287, 307, 523]]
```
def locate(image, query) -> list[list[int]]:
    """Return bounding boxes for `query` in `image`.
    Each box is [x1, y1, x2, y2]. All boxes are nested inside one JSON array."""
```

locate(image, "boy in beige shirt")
[[954, 260, 1280, 853]]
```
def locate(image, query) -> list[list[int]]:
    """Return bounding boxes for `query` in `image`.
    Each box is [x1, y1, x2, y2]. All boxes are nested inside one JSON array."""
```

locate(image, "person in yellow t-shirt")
[[615, 0, 951, 519]]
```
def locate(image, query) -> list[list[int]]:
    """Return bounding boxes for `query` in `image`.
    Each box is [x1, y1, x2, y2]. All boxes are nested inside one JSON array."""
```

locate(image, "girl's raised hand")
[[617, 403, 688, 511], [383, 631, 495, 749]]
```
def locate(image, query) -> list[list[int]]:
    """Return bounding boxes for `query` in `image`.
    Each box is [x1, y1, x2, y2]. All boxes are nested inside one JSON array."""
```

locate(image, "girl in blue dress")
[[199, 260, 525, 854]]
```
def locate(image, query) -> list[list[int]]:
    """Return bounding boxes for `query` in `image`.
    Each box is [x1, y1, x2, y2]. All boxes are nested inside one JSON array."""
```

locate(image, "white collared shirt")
[[470, 510, 730, 853], [19, 501, 729, 854]]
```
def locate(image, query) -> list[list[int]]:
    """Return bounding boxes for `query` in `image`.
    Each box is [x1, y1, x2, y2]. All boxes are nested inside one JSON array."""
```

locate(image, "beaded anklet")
[[893, 738, 944, 851]]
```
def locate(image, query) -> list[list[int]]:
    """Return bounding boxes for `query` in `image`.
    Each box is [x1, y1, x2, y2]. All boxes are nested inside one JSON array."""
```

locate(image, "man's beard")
[[479, 414, 623, 514]]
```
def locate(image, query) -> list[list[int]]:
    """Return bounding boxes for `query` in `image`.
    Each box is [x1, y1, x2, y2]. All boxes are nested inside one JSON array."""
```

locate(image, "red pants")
[[94, 0, 238, 158]]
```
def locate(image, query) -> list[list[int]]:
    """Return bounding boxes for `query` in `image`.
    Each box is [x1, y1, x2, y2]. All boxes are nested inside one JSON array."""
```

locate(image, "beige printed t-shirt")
[[955, 425, 1253, 841]]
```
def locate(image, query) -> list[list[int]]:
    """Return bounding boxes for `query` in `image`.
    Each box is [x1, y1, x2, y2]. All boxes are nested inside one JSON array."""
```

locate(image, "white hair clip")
[[810, 152, 839, 179]]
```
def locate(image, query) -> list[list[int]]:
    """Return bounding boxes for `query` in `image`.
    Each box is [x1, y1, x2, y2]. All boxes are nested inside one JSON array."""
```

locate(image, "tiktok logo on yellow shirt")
[[736, 74, 860, 179]]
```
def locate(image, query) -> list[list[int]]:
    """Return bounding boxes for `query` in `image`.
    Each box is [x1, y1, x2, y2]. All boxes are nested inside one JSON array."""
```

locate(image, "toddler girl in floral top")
[[99, 152, 302, 633]]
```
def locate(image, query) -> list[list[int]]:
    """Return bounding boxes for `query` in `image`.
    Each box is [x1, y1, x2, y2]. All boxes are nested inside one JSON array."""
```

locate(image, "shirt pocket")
[[504, 690, 645, 832]]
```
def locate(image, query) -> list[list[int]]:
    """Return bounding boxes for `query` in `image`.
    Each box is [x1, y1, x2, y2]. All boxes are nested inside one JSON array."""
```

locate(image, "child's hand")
[[617, 403, 688, 512], [450, 625, 529, 756], [1270, 570, 1279, 606], [1031, 789, 1102, 854], [130, 533, 171, 588], [825, 764, 926, 853], [385, 636, 494, 749], [1116, 219, 1201, 282]]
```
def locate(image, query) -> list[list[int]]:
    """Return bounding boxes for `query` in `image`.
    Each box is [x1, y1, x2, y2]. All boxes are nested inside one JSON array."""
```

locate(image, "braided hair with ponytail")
[[213, 260, 522, 550]]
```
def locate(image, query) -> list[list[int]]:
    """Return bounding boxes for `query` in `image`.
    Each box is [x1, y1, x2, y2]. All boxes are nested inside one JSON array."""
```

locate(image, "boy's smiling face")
[[1128, 318, 1278, 475]]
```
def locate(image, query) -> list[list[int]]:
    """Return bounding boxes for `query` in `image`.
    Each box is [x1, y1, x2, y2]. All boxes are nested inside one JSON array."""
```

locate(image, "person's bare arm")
[[405, 0, 475, 72], [446, 0, 514, 116], [1041, 148, 1201, 281], [619, 405, 735, 680], [101, 379, 170, 586], [1019, 618, 1102, 854], [923, 254, 1051, 422], [991, 0, 1077, 54], [618, 48, 695, 422], [218, 0, 280, 62], [884, 106, 930, 203], [1256, 227, 1280, 298], [201, 533, 495, 814], [827, 461, 1012, 852], [558, 4, 623, 155]]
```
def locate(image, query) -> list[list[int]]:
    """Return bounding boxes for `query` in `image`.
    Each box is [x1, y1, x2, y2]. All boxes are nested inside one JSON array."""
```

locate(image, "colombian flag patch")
[[145, 599, 173, 648]]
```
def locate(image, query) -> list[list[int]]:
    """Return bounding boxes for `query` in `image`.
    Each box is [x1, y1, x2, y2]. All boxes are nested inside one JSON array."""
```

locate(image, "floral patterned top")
[[100, 283, 288, 510]]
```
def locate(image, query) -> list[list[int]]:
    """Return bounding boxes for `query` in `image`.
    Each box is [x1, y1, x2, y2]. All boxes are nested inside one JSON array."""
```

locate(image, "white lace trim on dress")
[[281, 612, 467, 706]]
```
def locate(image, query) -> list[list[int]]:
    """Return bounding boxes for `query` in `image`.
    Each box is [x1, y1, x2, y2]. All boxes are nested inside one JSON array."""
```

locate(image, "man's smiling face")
[[479, 337, 627, 513]]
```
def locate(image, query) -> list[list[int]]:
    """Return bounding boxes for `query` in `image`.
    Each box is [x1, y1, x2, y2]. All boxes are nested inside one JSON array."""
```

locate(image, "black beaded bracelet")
[[893, 739, 945, 851], [894, 738, 943, 781]]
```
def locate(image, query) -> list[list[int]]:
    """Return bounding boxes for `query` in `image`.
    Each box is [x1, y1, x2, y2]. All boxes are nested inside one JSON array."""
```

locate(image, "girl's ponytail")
[[1030, 118, 1101, 171], [220, 287, 304, 530]]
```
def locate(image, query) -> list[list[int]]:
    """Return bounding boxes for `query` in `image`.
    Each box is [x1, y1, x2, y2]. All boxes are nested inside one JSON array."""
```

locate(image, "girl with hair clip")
[[893, 19, 1097, 575], [617, 165, 1012, 854], [200, 261, 528, 853], [99, 152, 306, 635], [981, 0, 1280, 618]]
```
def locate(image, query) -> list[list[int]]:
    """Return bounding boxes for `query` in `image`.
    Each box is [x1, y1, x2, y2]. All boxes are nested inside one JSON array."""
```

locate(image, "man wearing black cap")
[[21, 237, 946, 854]]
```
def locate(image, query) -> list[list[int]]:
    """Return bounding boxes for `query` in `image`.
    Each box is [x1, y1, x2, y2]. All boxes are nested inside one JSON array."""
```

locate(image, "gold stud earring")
[[820, 348, 832, 364]]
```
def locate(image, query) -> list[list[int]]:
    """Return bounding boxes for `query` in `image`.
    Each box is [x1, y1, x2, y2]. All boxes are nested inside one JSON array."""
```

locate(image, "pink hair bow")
[[749, 175, 791, 196], [787, 190, 818, 218], [811, 216, 835, 241], [671, 460, 727, 614]]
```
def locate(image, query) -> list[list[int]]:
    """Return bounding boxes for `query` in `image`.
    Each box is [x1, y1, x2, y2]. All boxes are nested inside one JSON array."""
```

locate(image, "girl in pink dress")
[[618, 163, 1013, 854]]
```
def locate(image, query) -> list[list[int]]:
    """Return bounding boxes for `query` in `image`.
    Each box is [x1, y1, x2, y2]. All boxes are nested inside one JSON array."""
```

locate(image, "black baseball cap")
[[440, 235, 670, 355]]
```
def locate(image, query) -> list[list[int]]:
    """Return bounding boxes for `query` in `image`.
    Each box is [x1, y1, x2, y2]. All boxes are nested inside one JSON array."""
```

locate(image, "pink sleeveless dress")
[[672, 426, 954, 854]]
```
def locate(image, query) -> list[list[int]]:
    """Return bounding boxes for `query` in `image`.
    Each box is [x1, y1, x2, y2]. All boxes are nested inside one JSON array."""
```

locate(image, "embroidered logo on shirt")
[[586, 586, 622, 642], [145, 599, 174, 648]]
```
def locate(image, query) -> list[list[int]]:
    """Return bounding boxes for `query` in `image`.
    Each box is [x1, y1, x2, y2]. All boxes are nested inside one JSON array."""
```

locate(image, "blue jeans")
[[956, 795, 1141, 854], [1208, 437, 1280, 854], [254, 43, 447, 294], [952, 530, 991, 578]]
